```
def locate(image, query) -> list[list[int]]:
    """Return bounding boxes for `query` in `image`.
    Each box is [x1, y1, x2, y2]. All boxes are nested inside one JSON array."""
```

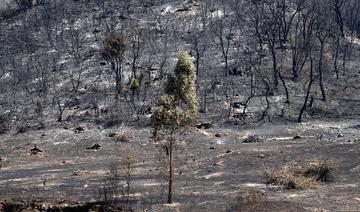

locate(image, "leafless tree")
[[212, 16, 234, 77]]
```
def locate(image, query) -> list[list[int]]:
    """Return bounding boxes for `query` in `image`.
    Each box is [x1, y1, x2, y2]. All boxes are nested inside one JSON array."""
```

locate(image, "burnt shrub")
[[0, 114, 10, 134]]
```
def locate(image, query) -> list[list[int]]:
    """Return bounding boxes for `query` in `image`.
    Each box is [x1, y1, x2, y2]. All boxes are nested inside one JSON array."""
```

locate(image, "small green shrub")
[[102, 33, 126, 59], [102, 33, 126, 96], [152, 50, 198, 130]]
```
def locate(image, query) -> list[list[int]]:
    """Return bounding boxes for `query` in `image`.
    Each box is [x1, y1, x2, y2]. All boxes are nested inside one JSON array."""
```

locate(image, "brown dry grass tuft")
[[228, 189, 268, 212], [114, 124, 133, 143], [265, 160, 332, 190]]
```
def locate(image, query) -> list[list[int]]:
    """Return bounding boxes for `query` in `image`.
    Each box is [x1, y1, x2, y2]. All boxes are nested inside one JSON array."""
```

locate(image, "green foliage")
[[152, 50, 198, 130], [130, 72, 145, 92], [174, 50, 198, 115], [102, 33, 126, 59], [102, 33, 126, 96], [152, 94, 195, 127], [130, 78, 140, 90]]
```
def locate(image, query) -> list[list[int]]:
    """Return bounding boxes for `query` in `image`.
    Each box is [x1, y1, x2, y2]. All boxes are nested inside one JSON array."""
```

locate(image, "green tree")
[[152, 50, 198, 204], [102, 33, 126, 99]]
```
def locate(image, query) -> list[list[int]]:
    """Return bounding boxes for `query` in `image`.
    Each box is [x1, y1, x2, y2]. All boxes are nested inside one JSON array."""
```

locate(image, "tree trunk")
[[250, 71, 255, 96], [196, 52, 200, 80], [270, 46, 279, 92], [224, 55, 228, 77], [167, 133, 174, 204], [292, 46, 299, 81], [298, 58, 314, 123], [333, 37, 340, 79], [318, 41, 326, 101], [202, 90, 207, 114], [115, 78, 122, 99], [260, 80, 271, 122], [278, 70, 290, 104], [57, 113, 62, 122]]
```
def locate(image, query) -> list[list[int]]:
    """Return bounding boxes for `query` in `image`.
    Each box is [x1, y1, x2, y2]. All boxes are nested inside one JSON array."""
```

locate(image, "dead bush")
[[0, 115, 10, 134], [1, 201, 118, 212], [98, 162, 122, 206], [0, 8, 14, 19], [97, 149, 134, 211], [265, 160, 332, 190], [15, 0, 33, 10], [242, 136, 264, 143], [228, 189, 268, 212], [307, 107, 337, 118], [0, 201, 25, 212], [114, 124, 133, 143], [16, 122, 29, 134], [302, 160, 331, 182]]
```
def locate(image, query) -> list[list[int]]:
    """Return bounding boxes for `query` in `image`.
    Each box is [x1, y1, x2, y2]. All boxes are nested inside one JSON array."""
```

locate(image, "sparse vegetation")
[[0, 201, 117, 211], [228, 189, 268, 212], [16, 122, 29, 134], [98, 149, 134, 210], [152, 50, 198, 204], [102, 33, 126, 98], [152, 50, 198, 132], [265, 160, 332, 190], [14, 0, 32, 10], [0, 114, 10, 134], [0, 0, 359, 211], [0, 8, 13, 18], [114, 124, 133, 143]]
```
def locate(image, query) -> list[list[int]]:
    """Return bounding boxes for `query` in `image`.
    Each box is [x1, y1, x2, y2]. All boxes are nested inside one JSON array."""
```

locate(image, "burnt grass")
[[0, 118, 360, 211]]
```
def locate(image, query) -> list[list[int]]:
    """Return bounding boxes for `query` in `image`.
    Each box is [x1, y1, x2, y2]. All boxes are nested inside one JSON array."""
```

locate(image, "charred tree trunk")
[[318, 40, 326, 101], [298, 58, 314, 123], [167, 131, 174, 204], [260, 80, 271, 122], [278, 70, 290, 104], [292, 46, 299, 81], [333, 37, 340, 79], [54, 97, 66, 122], [270, 45, 279, 92]]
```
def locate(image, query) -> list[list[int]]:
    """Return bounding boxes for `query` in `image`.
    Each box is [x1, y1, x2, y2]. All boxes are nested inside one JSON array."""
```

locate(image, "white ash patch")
[[200, 172, 224, 179]]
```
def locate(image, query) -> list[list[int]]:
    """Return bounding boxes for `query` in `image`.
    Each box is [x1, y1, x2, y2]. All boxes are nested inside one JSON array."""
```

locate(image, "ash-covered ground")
[[1, 118, 359, 211], [1, 0, 360, 211]]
